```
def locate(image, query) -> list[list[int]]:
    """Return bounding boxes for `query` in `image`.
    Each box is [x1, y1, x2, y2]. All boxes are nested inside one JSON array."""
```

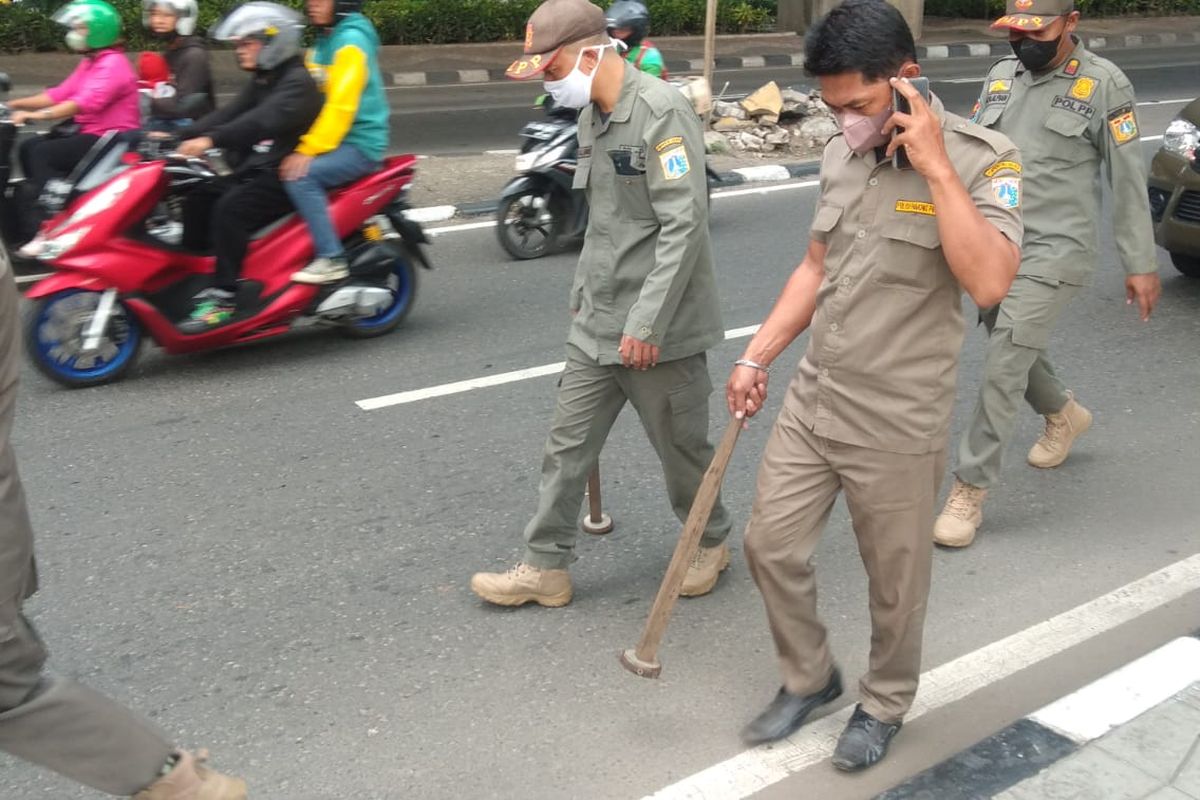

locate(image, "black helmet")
[[606, 0, 649, 50]]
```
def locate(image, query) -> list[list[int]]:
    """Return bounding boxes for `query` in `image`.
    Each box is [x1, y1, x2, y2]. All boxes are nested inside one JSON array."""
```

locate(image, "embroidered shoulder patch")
[[1107, 103, 1138, 145], [895, 200, 935, 216], [984, 160, 1022, 178], [1051, 95, 1096, 120], [1064, 58, 1080, 76], [1070, 76, 1098, 101], [654, 136, 683, 153], [992, 176, 1021, 209], [988, 79, 1012, 94], [659, 146, 690, 180]]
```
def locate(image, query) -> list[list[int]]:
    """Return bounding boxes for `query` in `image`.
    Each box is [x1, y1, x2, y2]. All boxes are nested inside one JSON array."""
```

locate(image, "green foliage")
[[0, 0, 776, 51], [925, 0, 1200, 17]]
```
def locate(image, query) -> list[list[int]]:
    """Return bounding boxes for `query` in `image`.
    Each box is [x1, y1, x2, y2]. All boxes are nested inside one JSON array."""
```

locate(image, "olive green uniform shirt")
[[570, 64, 723, 365], [972, 41, 1157, 285], [799, 96, 1024, 455]]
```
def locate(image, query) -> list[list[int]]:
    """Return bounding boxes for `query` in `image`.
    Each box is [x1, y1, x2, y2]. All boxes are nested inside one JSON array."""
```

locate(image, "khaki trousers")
[[0, 264, 173, 796], [744, 386, 945, 724], [956, 275, 1080, 489], [523, 343, 732, 570]]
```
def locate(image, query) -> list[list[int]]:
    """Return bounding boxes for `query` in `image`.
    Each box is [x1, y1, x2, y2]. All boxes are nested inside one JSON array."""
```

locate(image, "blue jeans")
[[283, 144, 379, 259]]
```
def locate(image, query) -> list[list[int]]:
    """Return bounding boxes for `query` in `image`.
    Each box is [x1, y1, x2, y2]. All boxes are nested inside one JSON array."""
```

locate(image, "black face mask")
[[1011, 35, 1062, 72]]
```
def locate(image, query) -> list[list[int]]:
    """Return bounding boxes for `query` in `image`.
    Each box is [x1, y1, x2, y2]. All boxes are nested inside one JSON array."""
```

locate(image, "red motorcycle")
[[21, 142, 431, 388]]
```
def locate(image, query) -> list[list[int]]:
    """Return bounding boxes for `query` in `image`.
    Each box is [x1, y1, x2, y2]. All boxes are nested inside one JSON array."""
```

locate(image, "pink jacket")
[[46, 48, 140, 136]]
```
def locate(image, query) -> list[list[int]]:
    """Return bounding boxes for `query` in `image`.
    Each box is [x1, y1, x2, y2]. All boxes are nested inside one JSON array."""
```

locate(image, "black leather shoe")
[[741, 668, 843, 746], [831, 705, 901, 772]]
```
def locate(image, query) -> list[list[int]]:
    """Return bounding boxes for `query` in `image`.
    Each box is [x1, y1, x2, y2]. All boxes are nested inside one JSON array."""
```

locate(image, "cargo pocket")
[[667, 366, 714, 449], [1010, 318, 1052, 349]]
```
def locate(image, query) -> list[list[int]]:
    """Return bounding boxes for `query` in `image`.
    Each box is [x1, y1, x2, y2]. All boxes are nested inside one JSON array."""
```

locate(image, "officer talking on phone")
[[728, 0, 1022, 770], [933, 0, 1162, 549]]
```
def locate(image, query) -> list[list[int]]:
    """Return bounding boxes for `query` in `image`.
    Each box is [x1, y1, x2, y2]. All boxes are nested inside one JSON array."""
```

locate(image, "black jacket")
[[150, 35, 215, 120], [180, 56, 321, 173]]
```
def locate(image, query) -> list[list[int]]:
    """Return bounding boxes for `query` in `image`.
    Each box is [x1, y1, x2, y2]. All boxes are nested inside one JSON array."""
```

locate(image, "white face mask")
[[66, 29, 89, 52], [543, 44, 611, 109]]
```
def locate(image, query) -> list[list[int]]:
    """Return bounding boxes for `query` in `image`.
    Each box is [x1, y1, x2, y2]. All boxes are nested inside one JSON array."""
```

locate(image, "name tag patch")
[[1108, 104, 1139, 145], [1051, 95, 1096, 120], [659, 146, 690, 180], [992, 176, 1021, 209], [984, 160, 1022, 177], [895, 200, 935, 216]]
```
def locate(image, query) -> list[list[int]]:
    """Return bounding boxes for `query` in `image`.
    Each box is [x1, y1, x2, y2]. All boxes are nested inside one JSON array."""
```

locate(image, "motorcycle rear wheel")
[[497, 189, 562, 260], [340, 256, 419, 339], [25, 289, 143, 388]]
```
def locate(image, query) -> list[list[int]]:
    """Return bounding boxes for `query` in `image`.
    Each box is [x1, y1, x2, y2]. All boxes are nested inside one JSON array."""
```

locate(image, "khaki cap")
[[992, 0, 1074, 31], [506, 0, 608, 80]]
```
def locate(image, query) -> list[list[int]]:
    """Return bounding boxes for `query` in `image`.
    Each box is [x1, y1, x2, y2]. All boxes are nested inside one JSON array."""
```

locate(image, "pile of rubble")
[[704, 81, 839, 158]]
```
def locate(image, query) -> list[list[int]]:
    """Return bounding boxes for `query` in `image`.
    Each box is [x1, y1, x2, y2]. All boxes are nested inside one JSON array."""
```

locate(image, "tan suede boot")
[[132, 750, 246, 800], [470, 563, 572, 607], [1028, 392, 1093, 469], [681, 544, 731, 597], [933, 479, 988, 548]]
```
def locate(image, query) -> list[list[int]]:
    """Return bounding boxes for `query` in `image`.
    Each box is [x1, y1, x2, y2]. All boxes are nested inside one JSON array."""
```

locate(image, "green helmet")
[[53, 0, 123, 50]]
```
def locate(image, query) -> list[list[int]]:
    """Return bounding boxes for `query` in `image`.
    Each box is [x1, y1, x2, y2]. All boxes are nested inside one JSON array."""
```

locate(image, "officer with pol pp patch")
[[934, 0, 1162, 549], [471, 0, 732, 608]]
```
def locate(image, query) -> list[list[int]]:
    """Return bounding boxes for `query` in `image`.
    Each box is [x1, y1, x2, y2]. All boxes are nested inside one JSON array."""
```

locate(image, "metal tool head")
[[619, 648, 661, 679]]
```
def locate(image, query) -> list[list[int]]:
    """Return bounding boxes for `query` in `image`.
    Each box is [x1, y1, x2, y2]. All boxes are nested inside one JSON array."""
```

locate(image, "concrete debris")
[[709, 80, 835, 162], [703, 130, 731, 155]]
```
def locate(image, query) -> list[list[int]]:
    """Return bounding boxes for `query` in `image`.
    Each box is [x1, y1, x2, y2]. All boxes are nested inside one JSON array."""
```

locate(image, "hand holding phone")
[[892, 76, 931, 170]]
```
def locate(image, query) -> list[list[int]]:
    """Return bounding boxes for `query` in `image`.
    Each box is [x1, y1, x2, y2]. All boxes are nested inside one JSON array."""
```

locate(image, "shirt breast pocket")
[[615, 173, 656, 221], [1041, 111, 1092, 164], [875, 217, 942, 291]]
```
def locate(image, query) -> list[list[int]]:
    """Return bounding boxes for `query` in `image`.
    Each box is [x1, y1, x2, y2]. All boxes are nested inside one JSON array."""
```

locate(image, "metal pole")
[[703, 0, 718, 93]]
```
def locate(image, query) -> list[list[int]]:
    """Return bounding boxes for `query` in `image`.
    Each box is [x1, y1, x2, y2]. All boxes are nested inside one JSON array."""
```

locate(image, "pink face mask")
[[833, 106, 893, 155]]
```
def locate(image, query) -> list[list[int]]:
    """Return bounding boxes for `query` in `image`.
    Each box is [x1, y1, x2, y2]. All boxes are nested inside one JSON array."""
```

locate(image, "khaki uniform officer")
[[934, 0, 1162, 548], [0, 252, 244, 796], [471, 0, 732, 608], [727, 0, 1023, 772]]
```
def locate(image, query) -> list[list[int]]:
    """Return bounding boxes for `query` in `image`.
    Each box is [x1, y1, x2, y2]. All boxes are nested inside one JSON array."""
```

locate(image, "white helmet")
[[210, 2, 304, 71], [142, 0, 199, 36]]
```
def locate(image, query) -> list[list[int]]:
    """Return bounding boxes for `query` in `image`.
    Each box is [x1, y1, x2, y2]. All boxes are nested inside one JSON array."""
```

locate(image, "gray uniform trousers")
[[956, 275, 1080, 489], [523, 343, 732, 570], [0, 264, 173, 796]]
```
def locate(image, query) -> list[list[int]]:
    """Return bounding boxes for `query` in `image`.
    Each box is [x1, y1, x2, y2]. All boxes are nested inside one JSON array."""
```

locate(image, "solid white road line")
[[1030, 636, 1200, 743], [644, 552, 1200, 800], [355, 324, 762, 411]]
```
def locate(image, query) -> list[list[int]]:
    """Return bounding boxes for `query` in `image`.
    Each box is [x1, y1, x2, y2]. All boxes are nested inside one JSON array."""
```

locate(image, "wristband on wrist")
[[735, 358, 770, 374]]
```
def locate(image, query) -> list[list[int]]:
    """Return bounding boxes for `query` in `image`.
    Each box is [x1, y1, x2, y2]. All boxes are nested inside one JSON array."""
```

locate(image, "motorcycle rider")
[[6, 0, 139, 256], [282, 0, 389, 285], [141, 0, 216, 130], [606, 0, 666, 79], [173, 1, 322, 333]]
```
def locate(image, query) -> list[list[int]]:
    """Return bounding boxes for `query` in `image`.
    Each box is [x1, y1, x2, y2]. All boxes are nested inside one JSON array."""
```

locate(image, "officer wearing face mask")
[[727, 0, 1022, 769], [471, 0, 732, 608], [933, 0, 1162, 549]]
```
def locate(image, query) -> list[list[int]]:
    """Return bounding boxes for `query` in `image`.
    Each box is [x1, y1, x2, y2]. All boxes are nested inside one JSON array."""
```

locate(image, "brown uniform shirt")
[[793, 96, 1024, 455]]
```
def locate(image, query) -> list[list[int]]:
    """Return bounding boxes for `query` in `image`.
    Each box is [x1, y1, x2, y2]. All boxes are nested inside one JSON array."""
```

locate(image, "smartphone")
[[892, 77, 931, 170]]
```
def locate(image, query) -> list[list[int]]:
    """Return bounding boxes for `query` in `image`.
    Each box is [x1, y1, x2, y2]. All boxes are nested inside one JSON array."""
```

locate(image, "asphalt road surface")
[[2, 55, 1199, 800], [387, 44, 1200, 155]]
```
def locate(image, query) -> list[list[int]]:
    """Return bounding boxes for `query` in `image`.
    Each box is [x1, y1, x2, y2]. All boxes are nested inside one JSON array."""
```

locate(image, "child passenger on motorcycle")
[[7, 0, 139, 256], [141, 0, 215, 131], [172, 1, 322, 333], [281, 0, 389, 285]]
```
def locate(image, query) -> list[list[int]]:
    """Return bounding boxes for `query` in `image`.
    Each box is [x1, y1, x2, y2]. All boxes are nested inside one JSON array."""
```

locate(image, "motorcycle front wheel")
[[496, 189, 562, 260], [25, 289, 143, 388]]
